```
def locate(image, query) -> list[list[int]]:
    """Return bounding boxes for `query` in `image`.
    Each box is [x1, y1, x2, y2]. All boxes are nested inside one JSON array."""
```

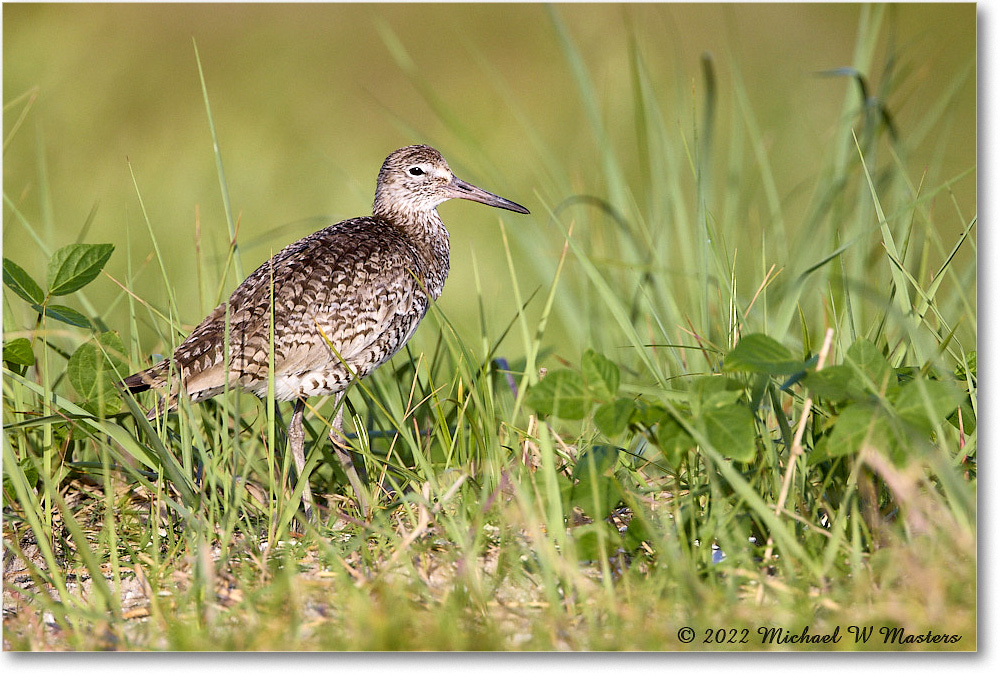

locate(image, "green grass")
[[3, 5, 976, 651]]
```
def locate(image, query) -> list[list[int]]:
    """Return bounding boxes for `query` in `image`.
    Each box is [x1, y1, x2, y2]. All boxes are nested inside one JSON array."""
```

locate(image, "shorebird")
[[122, 145, 529, 516]]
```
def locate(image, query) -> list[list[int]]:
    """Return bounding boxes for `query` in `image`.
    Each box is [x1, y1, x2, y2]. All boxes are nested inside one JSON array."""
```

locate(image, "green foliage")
[[593, 398, 633, 436], [580, 349, 620, 400], [845, 338, 895, 392], [3, 338, 36, 374], [562, 445, 623, 521], [3, 243, 117, 421], [3, 258, 45, 305], [892, 379, 963, 433], [724, 333, 806, 375], [46, 244, 115, 296], [524, 352, 760, 465], [32, 303, 92, 329], [701, 401, 757, 463], [816, 403, 891, 463], [524, 368, 588, 419], [524, 349, 621, 419], [2, 4, 975, 651], [67, 331, 128, 415], [645, 413, 695, 468], [808, 354, 965, 464], [3, 243, 114, 328], [803, 365, 865, 402]]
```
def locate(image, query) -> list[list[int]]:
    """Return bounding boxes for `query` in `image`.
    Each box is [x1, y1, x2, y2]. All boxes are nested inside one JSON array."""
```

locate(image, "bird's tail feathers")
[[120, 360, 170, 393], [119, 360, 177, 420]]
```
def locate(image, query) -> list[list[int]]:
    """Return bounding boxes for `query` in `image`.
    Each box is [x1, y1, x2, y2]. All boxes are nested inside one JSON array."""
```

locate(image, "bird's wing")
[[169, 218, 432, 400]]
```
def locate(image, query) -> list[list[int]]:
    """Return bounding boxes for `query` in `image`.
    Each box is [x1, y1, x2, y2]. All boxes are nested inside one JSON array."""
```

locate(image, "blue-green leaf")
[[33, 303, 91, 329]]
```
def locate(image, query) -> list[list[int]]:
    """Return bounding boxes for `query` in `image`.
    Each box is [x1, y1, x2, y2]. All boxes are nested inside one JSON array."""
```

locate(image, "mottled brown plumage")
[[122, 145, 529, 515]]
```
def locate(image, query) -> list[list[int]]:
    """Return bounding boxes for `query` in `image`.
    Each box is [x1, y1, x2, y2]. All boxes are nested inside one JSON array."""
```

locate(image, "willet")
[[122, 145, 529, 516]]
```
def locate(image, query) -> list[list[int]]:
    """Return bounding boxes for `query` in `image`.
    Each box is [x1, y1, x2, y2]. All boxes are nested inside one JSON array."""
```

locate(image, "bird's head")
[[373, 145, 529, 219]]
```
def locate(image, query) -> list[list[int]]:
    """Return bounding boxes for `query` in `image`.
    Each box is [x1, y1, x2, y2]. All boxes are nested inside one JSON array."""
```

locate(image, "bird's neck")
[[378, 207, 451, 298]]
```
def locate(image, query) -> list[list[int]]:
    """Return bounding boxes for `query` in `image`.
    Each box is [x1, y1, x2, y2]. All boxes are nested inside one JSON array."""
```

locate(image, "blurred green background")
[[3, 3, 976, 360]]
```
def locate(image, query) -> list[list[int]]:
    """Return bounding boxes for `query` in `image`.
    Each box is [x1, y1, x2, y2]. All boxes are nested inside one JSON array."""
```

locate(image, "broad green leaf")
[[570, 522, 622, 562], [47, 243, 114, 296], [3, 258, 45, 305], [804, 365, 865, 402], [846, 338, 895, 392], [893, 378, 963, 433], [594, 398, 634, 437], [67, 331, 127, 415], [654, 414, 695, 467], [631, 400, 670, 427], [68, 342, 101, 400], [812, 403, 891, 463], [723, 333, 804, 375], [525, 369, 588, 419], [7, 456, 40, 493], [94, 330, 129, 373], [703, 403, 757, 462], [3, 338, 35, 367], [571, 445, 620, 481], [569, 446, 623, 520], [623, 514, 653, 552], [33, 303, 91, 328], [557, 471, 576, 510], [692, 375, 744, 410], [581, 349, 620, 400]]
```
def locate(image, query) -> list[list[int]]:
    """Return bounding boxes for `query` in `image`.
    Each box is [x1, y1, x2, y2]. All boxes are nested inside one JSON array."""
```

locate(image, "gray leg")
[[329, 392, 370, 514], [289, 398, 316, 520]]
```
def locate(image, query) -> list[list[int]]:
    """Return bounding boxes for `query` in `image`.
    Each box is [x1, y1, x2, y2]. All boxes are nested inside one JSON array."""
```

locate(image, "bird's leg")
[[288, 398, 316, 521], [330, 392, 370, 514]]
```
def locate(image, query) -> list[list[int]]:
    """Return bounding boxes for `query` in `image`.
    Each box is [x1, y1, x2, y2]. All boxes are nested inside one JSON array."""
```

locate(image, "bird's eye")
[[408, 166, 424, 176]]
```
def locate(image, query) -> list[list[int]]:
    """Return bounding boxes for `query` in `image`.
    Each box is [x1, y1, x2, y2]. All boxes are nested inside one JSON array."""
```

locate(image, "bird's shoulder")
[[243, 217, 421, 293], [223, 216, 430, 327]]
